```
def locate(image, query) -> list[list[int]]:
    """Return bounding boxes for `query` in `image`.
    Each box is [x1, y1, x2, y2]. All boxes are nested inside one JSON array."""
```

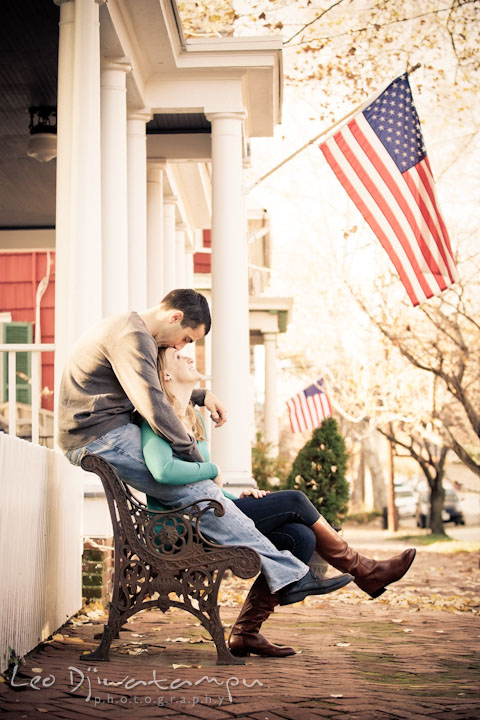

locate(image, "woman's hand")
[[204, 391, 227, 427], [239, 488, 270, 499]]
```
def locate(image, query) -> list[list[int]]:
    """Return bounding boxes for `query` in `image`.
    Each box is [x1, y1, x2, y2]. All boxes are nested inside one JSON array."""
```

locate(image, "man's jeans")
[[65, 423, 309, 593], [65, 423, 165, 496]]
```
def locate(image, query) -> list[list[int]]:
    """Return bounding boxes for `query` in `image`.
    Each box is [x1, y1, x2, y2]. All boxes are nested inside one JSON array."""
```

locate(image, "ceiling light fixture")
[[27, 106, 57, 162]]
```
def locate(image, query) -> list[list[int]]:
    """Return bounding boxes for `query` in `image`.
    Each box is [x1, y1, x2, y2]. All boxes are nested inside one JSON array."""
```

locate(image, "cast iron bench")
[[79, 454, 261, 665]]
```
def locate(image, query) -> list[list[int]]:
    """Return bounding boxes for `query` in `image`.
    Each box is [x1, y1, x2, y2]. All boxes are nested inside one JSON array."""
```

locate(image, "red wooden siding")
[[193, 229, 212, 273], [0, 251, 55, 410]]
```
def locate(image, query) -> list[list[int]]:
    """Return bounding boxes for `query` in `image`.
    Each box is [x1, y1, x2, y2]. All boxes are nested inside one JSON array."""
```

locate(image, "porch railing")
[[0, 343, 55, 444]]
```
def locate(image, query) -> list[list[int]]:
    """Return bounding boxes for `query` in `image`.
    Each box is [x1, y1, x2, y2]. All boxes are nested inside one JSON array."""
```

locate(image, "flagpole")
[[247, 63, 421, 193], [247, 104, 363, 193]]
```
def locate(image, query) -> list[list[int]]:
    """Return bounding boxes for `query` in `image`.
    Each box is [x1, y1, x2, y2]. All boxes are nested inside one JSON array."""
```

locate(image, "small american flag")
[[286, 379, 332, 433], [319, 73, 458, 306]]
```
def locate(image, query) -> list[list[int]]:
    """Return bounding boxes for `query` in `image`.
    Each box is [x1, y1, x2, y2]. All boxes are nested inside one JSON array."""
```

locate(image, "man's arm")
[[108, 330, 204, 462], [191, 389, 227, 427]]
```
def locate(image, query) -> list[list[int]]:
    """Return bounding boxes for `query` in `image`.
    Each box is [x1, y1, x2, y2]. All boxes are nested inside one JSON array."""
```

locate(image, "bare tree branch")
[[441, 424, 480, 477], [283, 0, 348, 46], [287, 0, 478, 47]]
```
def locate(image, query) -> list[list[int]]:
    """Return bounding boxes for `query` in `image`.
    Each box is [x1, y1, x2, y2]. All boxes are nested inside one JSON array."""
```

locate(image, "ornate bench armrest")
[[80, 453, 261, 578]]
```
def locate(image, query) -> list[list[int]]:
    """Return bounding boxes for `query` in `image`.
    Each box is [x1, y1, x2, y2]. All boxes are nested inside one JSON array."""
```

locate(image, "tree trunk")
[[350, 441, 365, 512], [366, 431, 387, 511], [429, 480, 446, 535]]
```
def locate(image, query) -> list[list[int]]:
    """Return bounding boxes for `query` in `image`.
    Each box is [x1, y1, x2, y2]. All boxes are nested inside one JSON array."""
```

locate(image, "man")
[[59, 288, 226, 496]]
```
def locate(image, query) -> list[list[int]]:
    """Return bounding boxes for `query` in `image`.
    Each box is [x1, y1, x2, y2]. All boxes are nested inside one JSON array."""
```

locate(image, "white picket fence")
[[0, 433, 84, 672]]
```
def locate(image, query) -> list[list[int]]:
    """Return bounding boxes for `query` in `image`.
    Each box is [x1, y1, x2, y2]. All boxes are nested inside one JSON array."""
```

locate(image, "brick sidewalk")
[[1, 545, 479, 720]]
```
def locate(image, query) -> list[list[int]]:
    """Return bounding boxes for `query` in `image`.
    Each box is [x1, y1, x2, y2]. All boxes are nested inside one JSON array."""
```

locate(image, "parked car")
[[416, 487, 465, 528], [394, 486, 419, 518]]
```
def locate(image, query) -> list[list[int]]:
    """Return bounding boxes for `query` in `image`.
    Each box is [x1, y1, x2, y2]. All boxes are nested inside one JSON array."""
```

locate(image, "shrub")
[[284, 417, 350, 527]]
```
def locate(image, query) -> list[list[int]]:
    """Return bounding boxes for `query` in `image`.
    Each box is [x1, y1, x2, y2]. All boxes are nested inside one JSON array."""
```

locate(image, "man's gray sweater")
[[57, 312, 205, 462]]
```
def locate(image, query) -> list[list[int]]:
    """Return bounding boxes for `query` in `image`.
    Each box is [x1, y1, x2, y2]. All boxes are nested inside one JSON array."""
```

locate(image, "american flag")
[[319, 73, 458, 306], [286, 379, 332, 433]]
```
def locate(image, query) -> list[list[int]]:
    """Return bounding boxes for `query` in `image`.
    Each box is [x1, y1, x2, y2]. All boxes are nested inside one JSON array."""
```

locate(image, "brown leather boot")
[[228, 575, 296, 657], [312, 516, 416, 598]]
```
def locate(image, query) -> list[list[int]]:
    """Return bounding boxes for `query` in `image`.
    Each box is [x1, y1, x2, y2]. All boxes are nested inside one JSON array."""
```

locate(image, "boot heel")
[[229, 648, 250, 657], [369, 587, 386, 599]]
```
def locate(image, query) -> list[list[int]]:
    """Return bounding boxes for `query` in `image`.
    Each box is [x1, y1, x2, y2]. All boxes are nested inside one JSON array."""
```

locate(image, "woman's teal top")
[[141, 416, 237, 510]]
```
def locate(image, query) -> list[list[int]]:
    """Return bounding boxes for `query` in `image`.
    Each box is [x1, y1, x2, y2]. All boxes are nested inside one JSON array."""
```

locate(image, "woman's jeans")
[[234, 491, 319, 565], [65, 424, 311, 593]]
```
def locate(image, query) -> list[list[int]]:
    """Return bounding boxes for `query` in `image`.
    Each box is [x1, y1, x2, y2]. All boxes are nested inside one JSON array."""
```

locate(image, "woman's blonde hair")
[[157, 348, 205, 441]]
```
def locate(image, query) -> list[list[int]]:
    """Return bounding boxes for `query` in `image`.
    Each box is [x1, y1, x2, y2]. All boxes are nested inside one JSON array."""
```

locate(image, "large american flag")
[[319, 73, 458, 306], [286, 379, 332, 433]]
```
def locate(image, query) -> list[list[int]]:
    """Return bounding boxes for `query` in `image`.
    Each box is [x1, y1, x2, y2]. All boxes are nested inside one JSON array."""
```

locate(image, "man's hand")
[[239, 488, 271, 499], [204, 390, 227, 427]]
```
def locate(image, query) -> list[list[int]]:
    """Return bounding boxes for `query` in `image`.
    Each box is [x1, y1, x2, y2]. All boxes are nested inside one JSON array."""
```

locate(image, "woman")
[[142, 348, 415, 657]]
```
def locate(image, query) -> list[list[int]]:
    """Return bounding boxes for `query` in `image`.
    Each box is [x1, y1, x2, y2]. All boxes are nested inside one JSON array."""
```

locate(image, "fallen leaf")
[[52, 634, 64, 642], [36, 709, 49, 713], [330, 694, 343, 698], [335, 642, 350, 647], [31, 668, 42, 673], [172, 663, 202, 669], [391, 619, 404, 624], [165, 637, 190, 643]]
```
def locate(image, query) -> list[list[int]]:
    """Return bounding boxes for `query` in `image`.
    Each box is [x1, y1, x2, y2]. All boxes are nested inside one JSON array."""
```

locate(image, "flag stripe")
[[321, 135, 423, 305], [296, 394, 310, 430], [401, 167, 448, 288], [291, 396, 303, 432], [351, 117, 449, 291], [422, 159, 455, 264], [292, 393, 308, 432], [286, 397, 301, 433], [318, 73, 458, 305], [406, 163, 458, 283], [286, 380, 332, 433], [339, 119, 436, 298], [327, 123, 430, 301]]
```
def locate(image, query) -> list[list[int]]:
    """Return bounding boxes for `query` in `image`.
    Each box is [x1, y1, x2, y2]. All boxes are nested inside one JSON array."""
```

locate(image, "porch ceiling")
[[0, 0, 59, 229], [0, 1, 209, 230], [0, 0, 281, 231]]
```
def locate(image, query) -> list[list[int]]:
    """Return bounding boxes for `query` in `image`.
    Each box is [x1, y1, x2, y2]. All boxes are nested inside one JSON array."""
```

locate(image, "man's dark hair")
[[161, 289, 211, 335]]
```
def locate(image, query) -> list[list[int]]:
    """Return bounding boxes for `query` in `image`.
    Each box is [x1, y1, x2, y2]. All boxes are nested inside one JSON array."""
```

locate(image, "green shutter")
[[2, 322, 33, 404]]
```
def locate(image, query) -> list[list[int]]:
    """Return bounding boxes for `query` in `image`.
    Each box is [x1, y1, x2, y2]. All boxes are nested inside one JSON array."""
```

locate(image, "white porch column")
[[175, 226, 186, 287], [146, 165, 164, 305], [208, 112, 253, 490], [263, 332, 279, 454], [53, 0, 74, 403], [127, 110, 150, 311], [54, 0, 103, 409], [101, 59, 130, 317], [162, 196, 177, 295]]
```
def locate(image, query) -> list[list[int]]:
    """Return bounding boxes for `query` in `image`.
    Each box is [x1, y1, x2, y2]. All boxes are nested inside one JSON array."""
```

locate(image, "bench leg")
[[79, 606, 123, 662], [198, 607, 246, 666]]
